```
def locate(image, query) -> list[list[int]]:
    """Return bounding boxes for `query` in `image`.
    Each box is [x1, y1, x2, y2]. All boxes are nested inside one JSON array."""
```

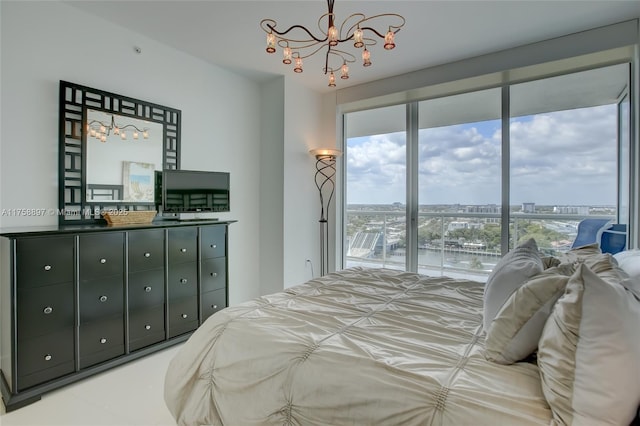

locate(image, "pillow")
[[483, 238, 543, 331], [615, 249, 640, 279], [537, 264, 640, 426], [484, 263, 574, 364]]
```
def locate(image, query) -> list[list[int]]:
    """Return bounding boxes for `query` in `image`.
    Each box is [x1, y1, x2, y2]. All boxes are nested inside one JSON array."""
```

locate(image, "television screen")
[[156, 170, 230, 214]]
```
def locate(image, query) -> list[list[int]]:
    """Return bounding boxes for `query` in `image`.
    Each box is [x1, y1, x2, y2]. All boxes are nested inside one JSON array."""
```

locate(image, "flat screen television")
[[155, 169, 230, 220]]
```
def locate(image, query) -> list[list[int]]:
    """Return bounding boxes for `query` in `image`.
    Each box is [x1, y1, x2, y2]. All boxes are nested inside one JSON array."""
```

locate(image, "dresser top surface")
[[0, 219, 237, 238]]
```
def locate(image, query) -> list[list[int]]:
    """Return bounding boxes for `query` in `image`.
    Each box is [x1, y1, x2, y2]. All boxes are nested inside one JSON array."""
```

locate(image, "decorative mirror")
[[59, 80, 181, 224]]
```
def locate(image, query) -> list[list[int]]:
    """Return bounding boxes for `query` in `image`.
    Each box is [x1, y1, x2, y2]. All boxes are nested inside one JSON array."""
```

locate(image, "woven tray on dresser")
[[102, 210, 157, 225]]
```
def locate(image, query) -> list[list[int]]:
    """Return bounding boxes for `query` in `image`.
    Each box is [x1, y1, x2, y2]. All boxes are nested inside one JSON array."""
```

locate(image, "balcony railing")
[[345, 209, 615, 280]]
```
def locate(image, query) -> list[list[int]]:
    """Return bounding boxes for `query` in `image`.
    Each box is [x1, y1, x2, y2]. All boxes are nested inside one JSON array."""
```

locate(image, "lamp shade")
[[310, 148, 342, 158]]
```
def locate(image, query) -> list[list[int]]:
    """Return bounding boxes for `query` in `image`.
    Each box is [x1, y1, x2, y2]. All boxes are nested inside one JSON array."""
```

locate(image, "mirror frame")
[[59, 80, 181, 224]]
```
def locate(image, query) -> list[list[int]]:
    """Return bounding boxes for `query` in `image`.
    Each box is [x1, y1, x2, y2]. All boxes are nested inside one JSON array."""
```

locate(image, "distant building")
[[465, 204, 500, 214], [554, 205, 590, 215], [447, 221, 469, 232], [522, 203, 536, 213]]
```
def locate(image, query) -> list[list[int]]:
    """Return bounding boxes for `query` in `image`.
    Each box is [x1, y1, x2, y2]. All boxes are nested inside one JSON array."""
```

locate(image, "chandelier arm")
[[328, 49, 356, 63], [298, 42, 332, 61], [340, 13, 365, 36], [356, 13, 406, 31], [268, 23, 328, 43], [359, 25, 402, 40]]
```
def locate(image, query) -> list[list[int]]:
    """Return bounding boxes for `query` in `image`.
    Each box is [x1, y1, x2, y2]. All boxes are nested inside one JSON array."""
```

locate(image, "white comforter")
[[165, 267, 552, 425]]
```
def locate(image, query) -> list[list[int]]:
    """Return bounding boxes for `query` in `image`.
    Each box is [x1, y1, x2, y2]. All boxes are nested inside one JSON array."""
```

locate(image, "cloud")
[[346, 104, 618, 206]]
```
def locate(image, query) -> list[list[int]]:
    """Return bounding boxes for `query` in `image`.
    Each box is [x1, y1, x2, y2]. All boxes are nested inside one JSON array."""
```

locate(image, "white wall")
[[283, 78, 325, 287], [259, 77, 285, 295], [0, 1, 265, 304]]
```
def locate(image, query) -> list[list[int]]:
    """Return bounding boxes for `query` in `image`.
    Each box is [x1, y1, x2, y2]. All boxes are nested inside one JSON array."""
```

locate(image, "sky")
[[346, 104, 618, 206]]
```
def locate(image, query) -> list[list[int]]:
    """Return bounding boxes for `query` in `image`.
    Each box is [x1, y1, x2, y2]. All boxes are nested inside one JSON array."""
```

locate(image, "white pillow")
[[483, 238, 543, 331], [615, 249, 640, 279], [484, 263, 574, 364], [537, 264, 640, 426]]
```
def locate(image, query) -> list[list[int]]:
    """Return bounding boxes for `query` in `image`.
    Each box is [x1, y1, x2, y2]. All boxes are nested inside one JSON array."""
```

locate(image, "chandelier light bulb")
[[340, 62, 349, 79], [266, 33, 276, 53], [133, 131, 139, 139], [362, 48, 372, 67], [353, 28, 364, 48], [384, 30, 396, 50], [294, 57, 303, 73], [121, 132, 127, 140], [283, 46, 292, 64], [328, 25, 338, 46], [328, 72, 336, 87], [100, 134, 107, 143], [90, 128, 96, 137], [143, 130, 149, 139], [100, 124, 106, 133], [114, 126, 120, 135]]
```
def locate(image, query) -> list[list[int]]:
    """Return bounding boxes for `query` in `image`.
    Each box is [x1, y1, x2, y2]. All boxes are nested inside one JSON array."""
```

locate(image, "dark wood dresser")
[[0, 220, 234, 411]]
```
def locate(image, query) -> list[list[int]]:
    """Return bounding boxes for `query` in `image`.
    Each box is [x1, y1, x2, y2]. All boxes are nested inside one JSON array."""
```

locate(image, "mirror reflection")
[[85, 109, 163, 203]]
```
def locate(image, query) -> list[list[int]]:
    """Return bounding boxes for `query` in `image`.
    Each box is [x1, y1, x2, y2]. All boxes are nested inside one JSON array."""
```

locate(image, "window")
[[343, 63, 630, 278]]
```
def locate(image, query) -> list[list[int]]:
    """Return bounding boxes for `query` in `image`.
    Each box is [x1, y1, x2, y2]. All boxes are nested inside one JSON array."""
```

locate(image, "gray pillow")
[[484, 263, 574, 364], [483, 238, 544, 331]]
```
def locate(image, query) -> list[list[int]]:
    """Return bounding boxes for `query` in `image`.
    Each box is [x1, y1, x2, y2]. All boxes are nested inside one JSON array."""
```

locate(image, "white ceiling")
[[65, 0, 640, 94]]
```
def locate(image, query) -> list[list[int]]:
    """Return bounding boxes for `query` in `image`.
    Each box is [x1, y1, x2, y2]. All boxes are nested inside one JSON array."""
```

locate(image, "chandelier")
[[86, 113, 150, 143], [260, 0, 405, 87]]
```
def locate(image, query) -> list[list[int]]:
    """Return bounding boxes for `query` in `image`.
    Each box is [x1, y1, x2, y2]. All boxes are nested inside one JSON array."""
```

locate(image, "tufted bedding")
[[164, 267, 552, 425]]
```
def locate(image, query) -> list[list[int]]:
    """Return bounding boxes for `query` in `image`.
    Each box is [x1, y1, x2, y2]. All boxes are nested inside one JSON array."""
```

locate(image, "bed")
[[164, 267, 553, 425], [164, 240, 640, 426]]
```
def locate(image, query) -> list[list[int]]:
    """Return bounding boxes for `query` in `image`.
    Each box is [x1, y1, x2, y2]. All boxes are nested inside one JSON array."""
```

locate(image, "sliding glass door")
[[344, 104, 406, 270], [509, 65, 627, 254], [417, 89, 502, 278]]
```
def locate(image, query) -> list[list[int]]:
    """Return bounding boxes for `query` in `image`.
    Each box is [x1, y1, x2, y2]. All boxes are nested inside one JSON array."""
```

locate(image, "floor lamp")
[[310, 148, 342, 276]]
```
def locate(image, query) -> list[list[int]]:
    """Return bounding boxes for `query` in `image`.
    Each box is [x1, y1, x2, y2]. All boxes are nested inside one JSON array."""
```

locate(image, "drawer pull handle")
[[100, 258, 107, 264], [144, 286, 152, 292], [145, 325, 151, 330], [213, 305, 218, 309], [44, 265, 52, 271], [180, 248, 187, 253], [180, 278, 188, 284], [99, 295, 108, 302], [100, 338, 107, 344], [211, 244, 217, 249], [43, 306, 53, 314], [211, 272, 217, 278], [181, 314, 188, 319], [144, 252, 151, 258], [44, 354, 52, 361]]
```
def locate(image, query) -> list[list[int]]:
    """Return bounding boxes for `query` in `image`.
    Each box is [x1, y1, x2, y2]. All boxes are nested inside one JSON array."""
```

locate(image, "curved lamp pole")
[[310, 148, 342, 276]]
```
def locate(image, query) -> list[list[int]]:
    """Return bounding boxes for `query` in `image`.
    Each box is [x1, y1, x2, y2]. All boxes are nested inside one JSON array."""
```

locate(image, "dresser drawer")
[[79, 276, 124, 322], [129, 304, 166, 351], [200, 225, 226, 259], [167, 261, 197, 300], [167, 228, 197, 264], [17, 282, 74, 340], [17, 328, 74, 390], [128, 229, 165, 272], [168, 297, 198, 338], [128, 269, 165, 309], [79, 233, 125, 280], [201, 257, 226, 292], [16, 236, 74, 288], [201, 288, 226, 322], [79, 315, 124, 369]]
